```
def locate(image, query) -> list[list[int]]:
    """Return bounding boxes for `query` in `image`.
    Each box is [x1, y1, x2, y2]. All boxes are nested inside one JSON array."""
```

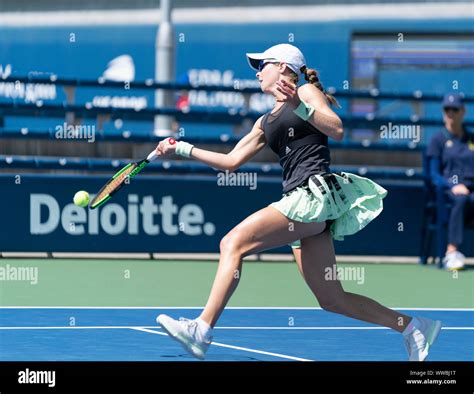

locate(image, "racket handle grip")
[[147, 138, 176, 161], [146, 150, 158, 162]]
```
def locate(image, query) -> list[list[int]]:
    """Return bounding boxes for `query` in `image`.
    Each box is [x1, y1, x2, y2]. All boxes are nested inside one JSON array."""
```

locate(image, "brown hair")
[[299, 66, 341, 108]]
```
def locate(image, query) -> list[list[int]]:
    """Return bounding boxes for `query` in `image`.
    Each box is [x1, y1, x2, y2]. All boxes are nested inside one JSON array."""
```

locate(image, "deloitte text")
[[30, 194, 216, 236]]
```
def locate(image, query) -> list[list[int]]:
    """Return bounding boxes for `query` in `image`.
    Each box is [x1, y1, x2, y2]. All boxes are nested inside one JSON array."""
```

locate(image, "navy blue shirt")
[[427, 127, 474, 187]]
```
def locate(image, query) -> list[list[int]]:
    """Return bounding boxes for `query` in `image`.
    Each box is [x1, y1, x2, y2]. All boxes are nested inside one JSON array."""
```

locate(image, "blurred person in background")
[[427, 93, 474, 270]]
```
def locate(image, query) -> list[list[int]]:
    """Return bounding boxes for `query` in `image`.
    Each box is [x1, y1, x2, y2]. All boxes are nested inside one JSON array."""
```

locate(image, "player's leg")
[[157, 206, 326, 359], [293, 230, 442, 361], [199, 206, 326, 326], [292, 229, 410, 332]]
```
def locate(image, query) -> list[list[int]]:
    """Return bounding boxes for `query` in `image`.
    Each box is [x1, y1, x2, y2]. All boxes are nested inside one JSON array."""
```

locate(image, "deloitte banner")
[[0, 174, 442, 256], [1, 174, 282, 253]]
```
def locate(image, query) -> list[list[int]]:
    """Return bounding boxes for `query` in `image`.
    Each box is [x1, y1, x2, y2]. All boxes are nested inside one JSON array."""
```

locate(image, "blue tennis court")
[[1, 307, 472, 361]]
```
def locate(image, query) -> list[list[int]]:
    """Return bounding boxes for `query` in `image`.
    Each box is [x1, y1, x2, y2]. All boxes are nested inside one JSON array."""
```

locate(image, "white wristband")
[[175, 141, 194, 158], [293, 100, 315, 121]]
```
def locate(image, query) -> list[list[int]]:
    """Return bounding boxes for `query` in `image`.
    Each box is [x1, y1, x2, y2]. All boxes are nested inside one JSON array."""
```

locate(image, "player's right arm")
[[156, 116, 267, 171]]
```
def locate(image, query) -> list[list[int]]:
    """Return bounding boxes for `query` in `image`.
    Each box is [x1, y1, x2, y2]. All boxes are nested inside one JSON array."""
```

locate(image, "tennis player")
[[155, 44, 441, 361]]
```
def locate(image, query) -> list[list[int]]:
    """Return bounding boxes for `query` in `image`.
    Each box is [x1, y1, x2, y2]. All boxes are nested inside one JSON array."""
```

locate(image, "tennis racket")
[[89, 138, 175, 209]]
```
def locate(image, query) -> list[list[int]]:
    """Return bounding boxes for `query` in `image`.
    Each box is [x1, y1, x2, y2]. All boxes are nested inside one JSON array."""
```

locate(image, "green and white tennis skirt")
[[270, 172, 388, 247]]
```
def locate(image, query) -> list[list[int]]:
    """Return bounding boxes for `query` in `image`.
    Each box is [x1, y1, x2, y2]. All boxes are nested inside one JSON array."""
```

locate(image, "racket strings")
[[95, 165, 135, 201]]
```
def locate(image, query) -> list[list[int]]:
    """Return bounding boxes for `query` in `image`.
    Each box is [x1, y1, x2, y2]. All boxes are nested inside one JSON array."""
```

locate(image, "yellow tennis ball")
[[73, 191, 90, 207]]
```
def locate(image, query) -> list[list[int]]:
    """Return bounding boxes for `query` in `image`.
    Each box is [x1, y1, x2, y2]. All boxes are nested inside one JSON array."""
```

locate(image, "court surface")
[[1, 259, 473, 361]]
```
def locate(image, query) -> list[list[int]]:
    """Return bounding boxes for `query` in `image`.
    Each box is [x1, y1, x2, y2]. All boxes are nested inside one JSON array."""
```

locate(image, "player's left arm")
[[297, 83, 344, 141], [276, 80, 343, 141]]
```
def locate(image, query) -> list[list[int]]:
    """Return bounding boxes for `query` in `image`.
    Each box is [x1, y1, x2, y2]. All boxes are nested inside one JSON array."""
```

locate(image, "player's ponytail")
[[300, 66, 341, 108]]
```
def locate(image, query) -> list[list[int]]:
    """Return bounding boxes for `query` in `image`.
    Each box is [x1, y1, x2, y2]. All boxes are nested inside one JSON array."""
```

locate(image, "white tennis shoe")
[[156, 314, 212, 360], [443, 251, 465, 271], [403, 317, 442, 361]]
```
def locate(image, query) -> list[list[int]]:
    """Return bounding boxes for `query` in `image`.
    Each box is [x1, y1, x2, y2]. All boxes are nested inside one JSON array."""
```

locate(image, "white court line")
[[215, 327, 474, 330], [0, 326, 154, 330], [131, 327, 312, 362], [0, 306, 473, 311], [0, 326, 472, 330]]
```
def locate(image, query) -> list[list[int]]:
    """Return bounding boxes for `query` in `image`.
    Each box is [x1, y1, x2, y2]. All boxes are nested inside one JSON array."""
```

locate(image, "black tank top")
[[261, 102, 331, 193]]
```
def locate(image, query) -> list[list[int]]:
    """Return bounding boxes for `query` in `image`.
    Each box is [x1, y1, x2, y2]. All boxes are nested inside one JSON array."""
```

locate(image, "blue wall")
[[1, 19, 473, 136], [2, 19, 472, 87], [4, 173, 469, 256]]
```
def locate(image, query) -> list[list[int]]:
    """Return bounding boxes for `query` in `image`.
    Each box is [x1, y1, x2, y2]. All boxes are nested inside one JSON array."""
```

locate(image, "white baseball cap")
[[246, 44, 306, 75]]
